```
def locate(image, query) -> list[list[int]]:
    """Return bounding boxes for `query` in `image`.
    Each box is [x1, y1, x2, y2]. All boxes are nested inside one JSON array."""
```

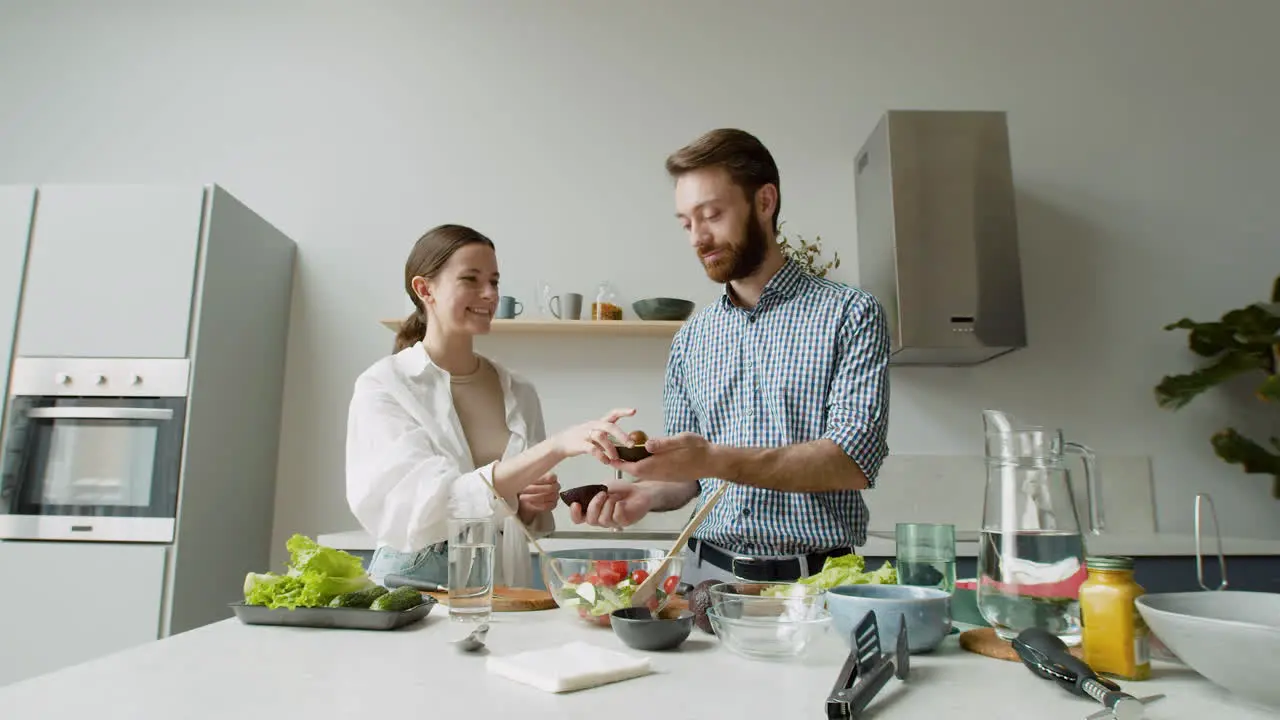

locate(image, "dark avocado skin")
[[690, 579, 719, 634], [615, 429, 652, 461], [559, 484, 608, 508]]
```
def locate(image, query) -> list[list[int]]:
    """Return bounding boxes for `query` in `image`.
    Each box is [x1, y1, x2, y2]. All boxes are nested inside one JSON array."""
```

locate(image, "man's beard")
[[700, 215, 769, 283]]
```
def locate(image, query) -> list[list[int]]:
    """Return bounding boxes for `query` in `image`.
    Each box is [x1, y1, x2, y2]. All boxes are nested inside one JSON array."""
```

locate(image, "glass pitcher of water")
[[976, 409, 1101, 644]]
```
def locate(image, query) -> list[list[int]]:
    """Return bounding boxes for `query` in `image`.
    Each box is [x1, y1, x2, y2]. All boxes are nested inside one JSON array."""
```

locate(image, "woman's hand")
[[549, 407, 637, 462], [517, 473, 560, 524]]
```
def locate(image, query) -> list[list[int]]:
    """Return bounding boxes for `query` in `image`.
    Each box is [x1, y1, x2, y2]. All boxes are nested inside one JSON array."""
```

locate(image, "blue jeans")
[[367, 542, 449, 586]]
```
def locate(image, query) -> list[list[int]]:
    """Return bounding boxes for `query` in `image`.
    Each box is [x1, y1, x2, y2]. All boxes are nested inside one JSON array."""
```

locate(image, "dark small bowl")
[[632, 298, 695, 321], [615, 444, 652, 462], [610, 606, 694, 651]]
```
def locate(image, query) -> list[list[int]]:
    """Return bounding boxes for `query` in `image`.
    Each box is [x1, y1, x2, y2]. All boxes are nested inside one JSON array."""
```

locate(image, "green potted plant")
[[1154, 274, 1280, 496], [776, 221, 840, 278]]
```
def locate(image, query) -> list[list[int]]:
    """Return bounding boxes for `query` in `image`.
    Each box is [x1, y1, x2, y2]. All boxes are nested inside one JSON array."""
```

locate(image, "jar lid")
[[1086, 555, 1135, 570]]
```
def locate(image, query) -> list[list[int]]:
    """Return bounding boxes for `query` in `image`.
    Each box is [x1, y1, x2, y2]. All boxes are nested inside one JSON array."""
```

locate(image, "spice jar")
[[1079, 556, 1151, 680]]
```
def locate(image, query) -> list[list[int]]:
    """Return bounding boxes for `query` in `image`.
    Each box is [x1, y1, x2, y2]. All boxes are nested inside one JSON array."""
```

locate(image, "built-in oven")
[[0, 357, 190, 542]]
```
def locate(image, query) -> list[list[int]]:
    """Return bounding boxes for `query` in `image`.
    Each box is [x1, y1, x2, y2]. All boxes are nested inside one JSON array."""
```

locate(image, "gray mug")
[[496, 296, 523, 319], [550, 293, 582, 320]]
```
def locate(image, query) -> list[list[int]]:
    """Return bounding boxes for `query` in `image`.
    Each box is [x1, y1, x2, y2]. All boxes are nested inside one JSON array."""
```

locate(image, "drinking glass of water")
[[447, 516, 496, 623], [895, 523, 957, 594]]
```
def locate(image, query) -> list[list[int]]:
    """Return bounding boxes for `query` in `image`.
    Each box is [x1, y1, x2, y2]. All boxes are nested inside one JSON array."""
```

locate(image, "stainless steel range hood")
[[854, 110, 1027, 365]]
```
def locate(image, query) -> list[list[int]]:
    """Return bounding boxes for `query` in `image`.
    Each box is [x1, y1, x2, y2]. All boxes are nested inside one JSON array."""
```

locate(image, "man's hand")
[[517, 473, 560, 524], [568, 482, 654, 529], [608, 432, 716, 483]]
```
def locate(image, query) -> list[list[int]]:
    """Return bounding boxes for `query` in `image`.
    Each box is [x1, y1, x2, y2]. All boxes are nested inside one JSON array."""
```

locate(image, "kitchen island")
[[0, 604, 1272, 719]]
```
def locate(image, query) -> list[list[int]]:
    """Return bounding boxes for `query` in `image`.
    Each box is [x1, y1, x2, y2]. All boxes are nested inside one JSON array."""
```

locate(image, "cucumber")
[[371, 585, 425, 612], [329, 585, 389, 608]]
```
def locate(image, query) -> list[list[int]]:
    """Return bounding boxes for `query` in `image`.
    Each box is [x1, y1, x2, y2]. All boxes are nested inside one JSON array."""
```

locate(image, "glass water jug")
[[976, 409, 1102, 643]]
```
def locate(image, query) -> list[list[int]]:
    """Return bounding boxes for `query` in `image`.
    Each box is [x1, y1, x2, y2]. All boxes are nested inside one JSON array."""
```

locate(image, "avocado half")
[[559, 484, 609, 508]]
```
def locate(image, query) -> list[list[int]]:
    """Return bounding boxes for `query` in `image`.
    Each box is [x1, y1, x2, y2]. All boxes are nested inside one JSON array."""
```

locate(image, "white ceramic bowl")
[[1135, 590, 1280, 709]]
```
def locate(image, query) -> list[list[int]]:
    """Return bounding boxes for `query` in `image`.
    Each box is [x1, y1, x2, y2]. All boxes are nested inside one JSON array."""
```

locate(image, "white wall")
[[1, 0, 1277, 568]]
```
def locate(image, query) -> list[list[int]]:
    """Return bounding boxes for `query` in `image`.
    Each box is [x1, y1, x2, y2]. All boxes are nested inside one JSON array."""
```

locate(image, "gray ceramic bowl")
[[632, 298, 695, 321], [1136, 591, 1280, 709], [826, 585, 952, 654], [610, 606, 694, 651]]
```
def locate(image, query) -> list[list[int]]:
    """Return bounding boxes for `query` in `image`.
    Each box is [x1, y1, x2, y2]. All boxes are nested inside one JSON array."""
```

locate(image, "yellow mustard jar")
[[1079, 555, 1151, 680]]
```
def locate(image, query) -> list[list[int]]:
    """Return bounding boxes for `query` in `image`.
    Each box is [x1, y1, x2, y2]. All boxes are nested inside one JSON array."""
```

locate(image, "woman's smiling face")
[[417, 242, 500, 335]]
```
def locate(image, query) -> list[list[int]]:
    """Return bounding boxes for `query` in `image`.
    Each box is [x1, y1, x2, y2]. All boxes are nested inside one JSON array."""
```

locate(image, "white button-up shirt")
[[345, 342, 554, 588]]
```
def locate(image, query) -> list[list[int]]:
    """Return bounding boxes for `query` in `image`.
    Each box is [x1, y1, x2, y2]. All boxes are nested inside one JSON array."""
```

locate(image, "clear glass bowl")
[[708, 582, 829, 619], [540, 548, 684, 627], [706, 600, 833, 660]]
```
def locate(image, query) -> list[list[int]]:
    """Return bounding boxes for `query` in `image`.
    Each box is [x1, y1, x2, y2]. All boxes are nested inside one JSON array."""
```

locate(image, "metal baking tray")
[[229, 596, 437, 631]]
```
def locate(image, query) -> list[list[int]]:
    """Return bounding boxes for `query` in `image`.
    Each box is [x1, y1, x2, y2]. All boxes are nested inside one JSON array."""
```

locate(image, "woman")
[[346, 224, 634, 588]]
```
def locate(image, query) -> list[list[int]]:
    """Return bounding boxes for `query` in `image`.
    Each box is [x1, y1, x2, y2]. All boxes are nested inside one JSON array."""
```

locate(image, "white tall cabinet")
[[0, 184, 297, 687]]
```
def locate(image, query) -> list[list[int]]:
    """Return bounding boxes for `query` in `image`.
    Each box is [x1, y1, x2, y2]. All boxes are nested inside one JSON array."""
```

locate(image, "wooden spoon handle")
[[633, 482, 730, 605]]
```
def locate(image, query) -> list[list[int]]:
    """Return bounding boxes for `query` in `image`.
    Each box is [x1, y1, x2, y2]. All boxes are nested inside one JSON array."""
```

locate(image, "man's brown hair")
[[664, 128, 782, 232]]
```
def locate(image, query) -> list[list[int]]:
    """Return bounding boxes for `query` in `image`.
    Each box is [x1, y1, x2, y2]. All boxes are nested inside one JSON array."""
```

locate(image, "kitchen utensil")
[[383, 574, 446, 593], [422, 585, 558, 612], [631, 481, 729, 607], [1132, 493, 1280, 709], [826, 609, 909, 719], [452, 623, 489, 652], [541, 548, 684, 626], [977, 409, 1095, 643], [826, 584, 952, 654], [1012, 626, 1164, 720], [609, 606, 694, 651]]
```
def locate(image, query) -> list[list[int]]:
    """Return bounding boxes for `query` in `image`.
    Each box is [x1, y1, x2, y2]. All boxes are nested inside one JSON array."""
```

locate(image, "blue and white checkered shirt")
[[664, 258, 891, 555]]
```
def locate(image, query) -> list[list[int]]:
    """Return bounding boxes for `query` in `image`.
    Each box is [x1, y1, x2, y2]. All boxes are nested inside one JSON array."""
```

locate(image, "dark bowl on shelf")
[[632, 298, 695, 321]]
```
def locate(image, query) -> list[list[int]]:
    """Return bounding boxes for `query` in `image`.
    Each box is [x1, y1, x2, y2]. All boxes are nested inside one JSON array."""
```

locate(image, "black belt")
[[688, 538, 851, 583]]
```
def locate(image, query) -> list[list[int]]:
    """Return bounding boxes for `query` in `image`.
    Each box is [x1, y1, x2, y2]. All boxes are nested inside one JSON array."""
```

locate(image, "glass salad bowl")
[[540, 548, 683, 627]]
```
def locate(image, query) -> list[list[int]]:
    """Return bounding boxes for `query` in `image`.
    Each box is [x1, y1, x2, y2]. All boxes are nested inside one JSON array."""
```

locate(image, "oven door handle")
[[25, 407, 174, 421]]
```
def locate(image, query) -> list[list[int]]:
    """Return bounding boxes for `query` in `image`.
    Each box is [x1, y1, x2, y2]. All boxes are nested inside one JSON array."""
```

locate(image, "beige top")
[[451, 357, 512, 468]]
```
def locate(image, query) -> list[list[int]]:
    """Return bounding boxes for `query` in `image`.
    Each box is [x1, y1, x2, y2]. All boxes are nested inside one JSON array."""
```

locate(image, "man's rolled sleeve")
[[823, 293, 891, 487]]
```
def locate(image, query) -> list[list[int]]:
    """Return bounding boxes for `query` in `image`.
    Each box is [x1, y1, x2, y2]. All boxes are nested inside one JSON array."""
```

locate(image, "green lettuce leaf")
[[243, 534, 375, 609]]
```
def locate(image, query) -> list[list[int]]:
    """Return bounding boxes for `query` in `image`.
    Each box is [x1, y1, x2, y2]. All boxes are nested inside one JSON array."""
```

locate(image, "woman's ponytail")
[[394, 307, 427, 353]]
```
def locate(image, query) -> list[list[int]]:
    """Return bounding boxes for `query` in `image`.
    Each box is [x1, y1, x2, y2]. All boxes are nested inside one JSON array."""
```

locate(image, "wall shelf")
[[378, 317, 685, 337]]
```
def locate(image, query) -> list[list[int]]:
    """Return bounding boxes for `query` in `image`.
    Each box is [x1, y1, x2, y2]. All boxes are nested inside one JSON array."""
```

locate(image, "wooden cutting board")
[[421, 586, 557, 612], [958, 627, 1084, 662]]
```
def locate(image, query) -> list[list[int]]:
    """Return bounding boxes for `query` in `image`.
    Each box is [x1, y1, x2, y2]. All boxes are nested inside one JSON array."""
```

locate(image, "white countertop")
[[0, 606, 1272, 719], [317, 528, 1280, 557]]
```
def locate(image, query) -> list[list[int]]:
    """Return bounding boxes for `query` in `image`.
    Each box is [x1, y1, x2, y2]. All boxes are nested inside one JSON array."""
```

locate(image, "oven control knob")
[[94, 374, 107, 385], [55, 373, 71, 385], [130, 374, 142, 385]]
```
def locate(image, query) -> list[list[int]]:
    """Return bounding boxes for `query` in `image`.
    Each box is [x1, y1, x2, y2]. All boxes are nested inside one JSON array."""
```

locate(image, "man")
[[569, 128, 892, 586]]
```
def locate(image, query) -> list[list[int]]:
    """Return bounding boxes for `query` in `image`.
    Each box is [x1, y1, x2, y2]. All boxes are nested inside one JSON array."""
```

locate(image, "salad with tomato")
[[557, 560, 680, 626]]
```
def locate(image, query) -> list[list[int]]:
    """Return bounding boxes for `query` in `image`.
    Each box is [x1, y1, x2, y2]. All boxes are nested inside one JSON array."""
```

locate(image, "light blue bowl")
[[826, 585, 952, 654]]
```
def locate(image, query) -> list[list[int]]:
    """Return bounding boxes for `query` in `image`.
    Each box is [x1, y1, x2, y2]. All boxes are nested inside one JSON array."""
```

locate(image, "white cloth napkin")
[[485, 641, 653, 693]]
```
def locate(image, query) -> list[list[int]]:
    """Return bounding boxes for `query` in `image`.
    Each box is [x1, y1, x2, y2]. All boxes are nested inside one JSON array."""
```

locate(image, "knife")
[[383, 574, 446, 593]]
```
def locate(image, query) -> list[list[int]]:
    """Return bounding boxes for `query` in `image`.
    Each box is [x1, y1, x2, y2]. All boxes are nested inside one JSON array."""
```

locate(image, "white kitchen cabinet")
[[0, 187, 35, 404], [0, 541, 168, 687], [16, 185, 205, 359]]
